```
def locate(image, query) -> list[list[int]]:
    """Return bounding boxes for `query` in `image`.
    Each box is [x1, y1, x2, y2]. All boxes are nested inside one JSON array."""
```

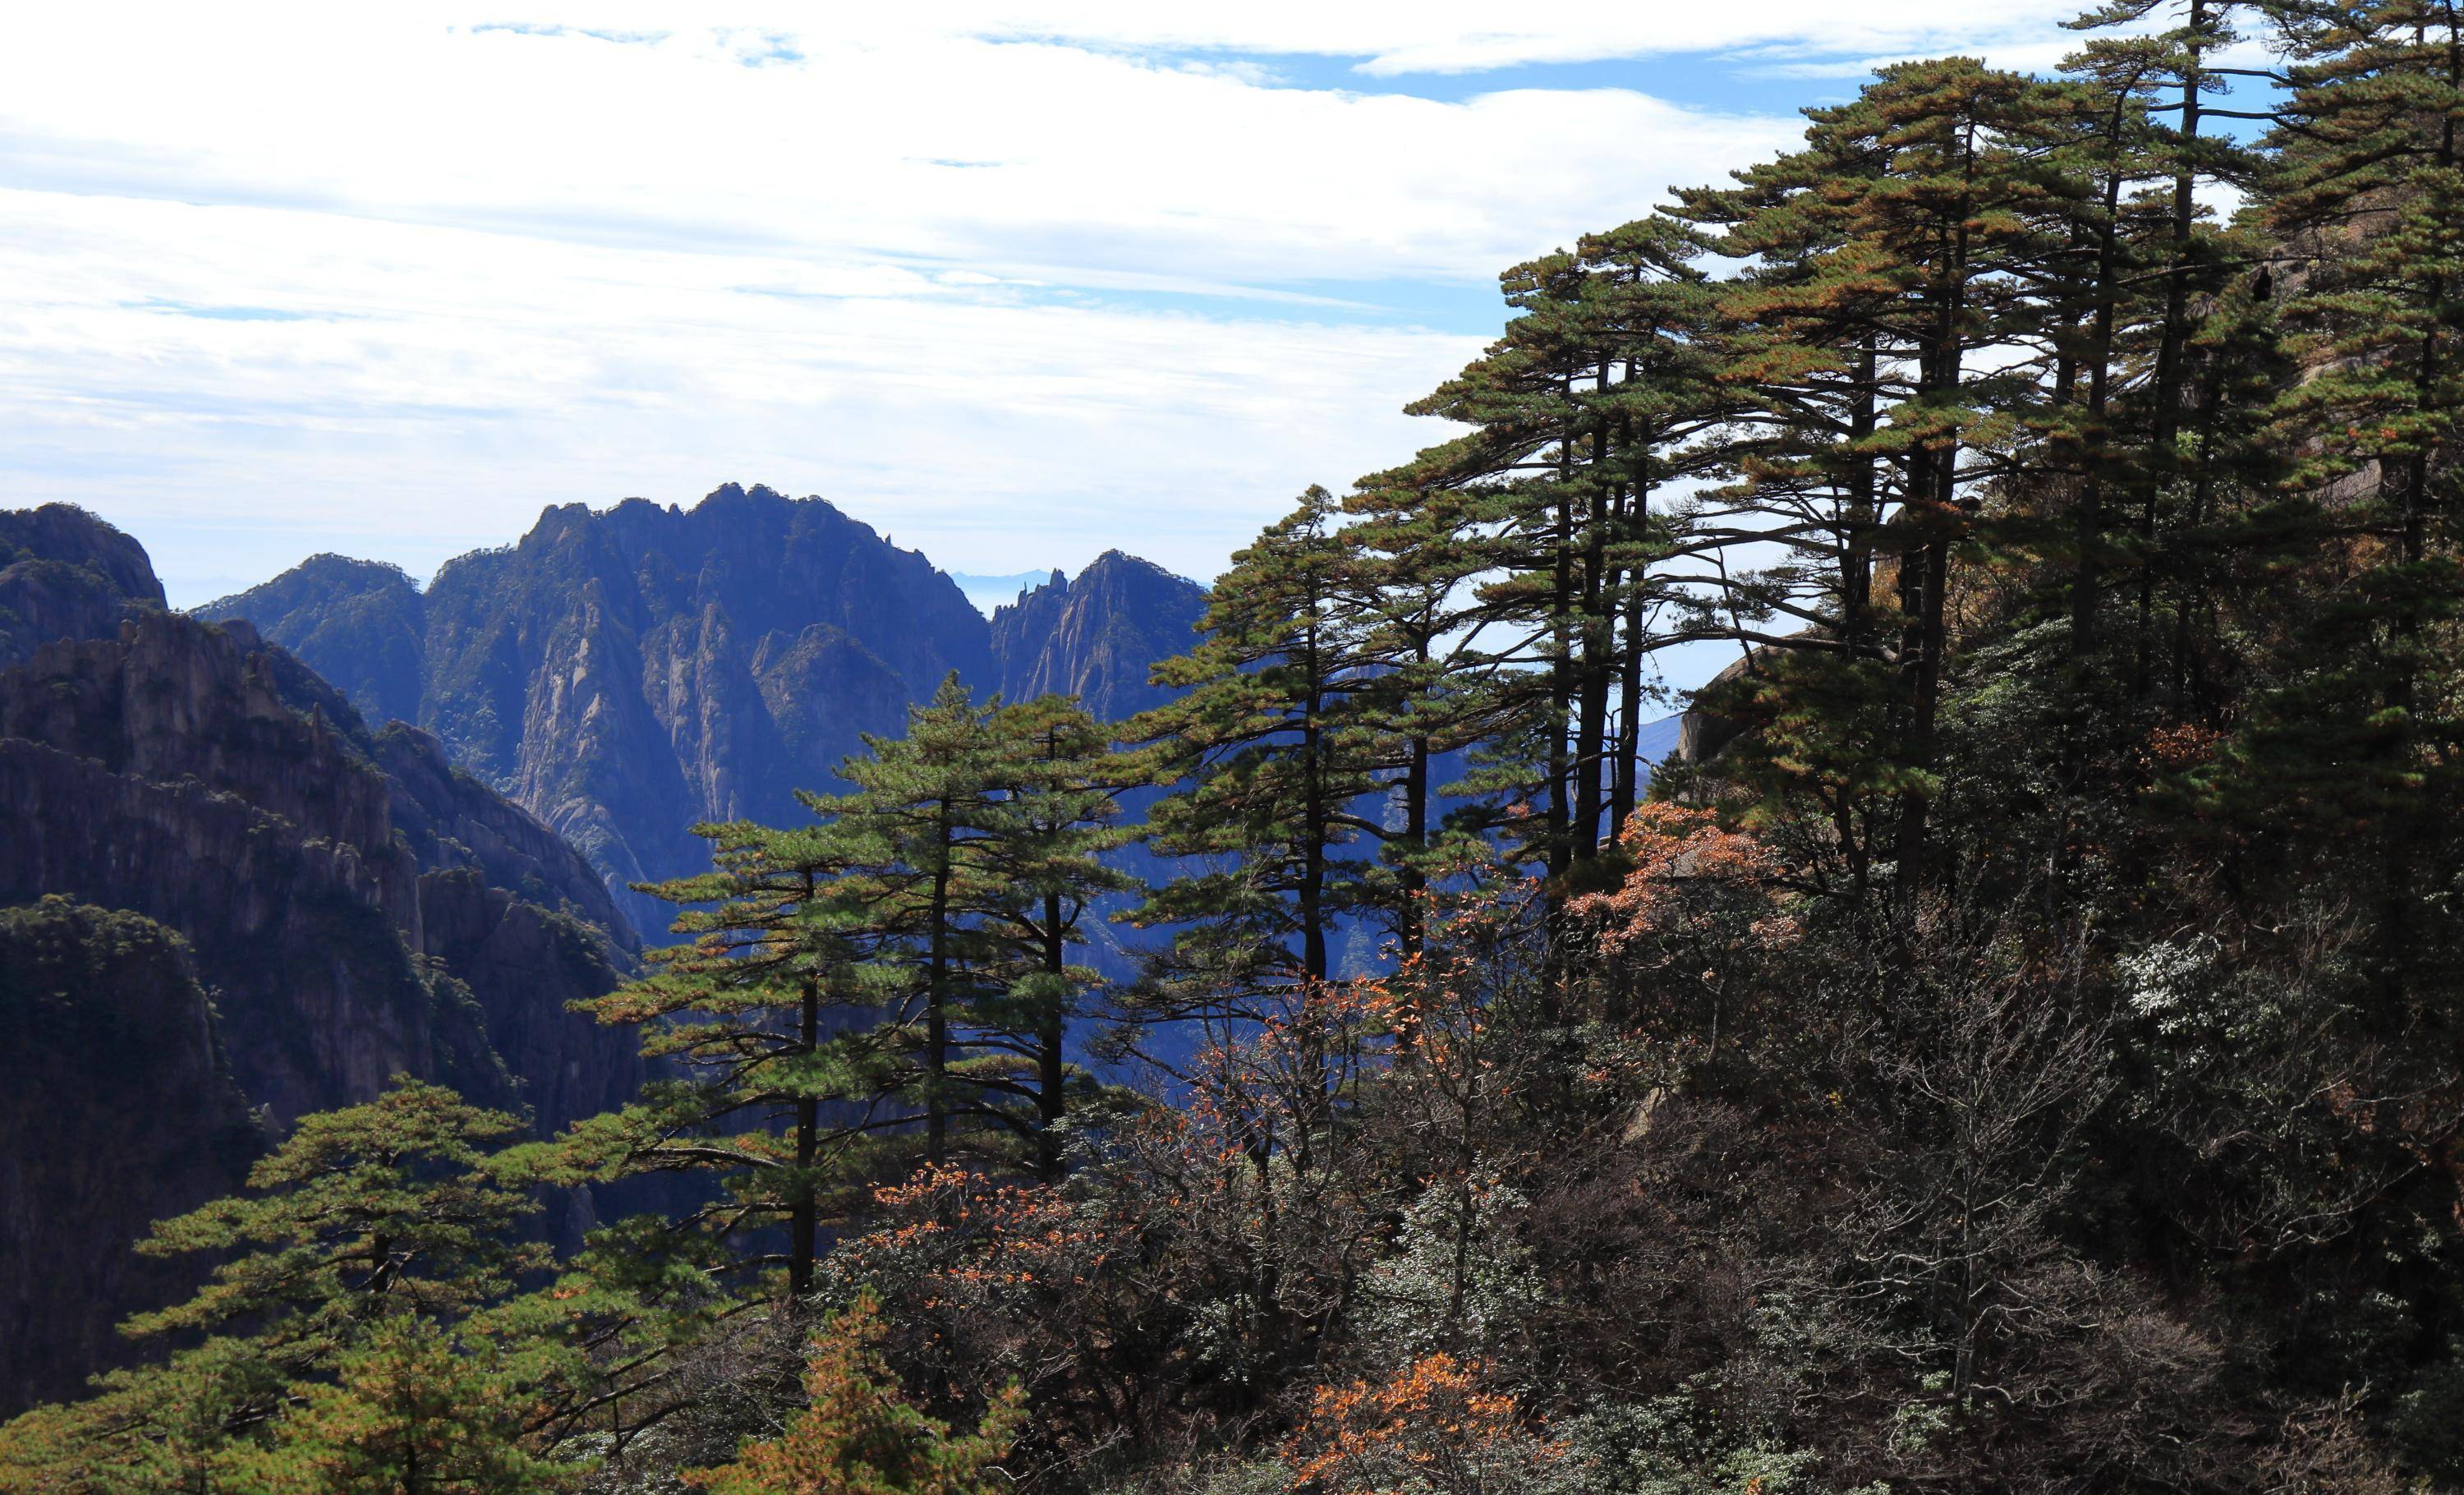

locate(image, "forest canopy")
[[14, 2, 2464, 1491]]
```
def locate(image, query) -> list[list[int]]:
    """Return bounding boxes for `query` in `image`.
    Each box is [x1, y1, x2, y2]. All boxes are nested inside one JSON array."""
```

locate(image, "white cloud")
[[0, 3, 2152, 602]]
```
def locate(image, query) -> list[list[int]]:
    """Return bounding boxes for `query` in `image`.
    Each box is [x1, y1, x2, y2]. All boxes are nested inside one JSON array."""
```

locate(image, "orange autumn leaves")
[[686, 1293, 1021, 1495], [1286, 1353, 1561, 1495], [1571, 803, 1797, 961]]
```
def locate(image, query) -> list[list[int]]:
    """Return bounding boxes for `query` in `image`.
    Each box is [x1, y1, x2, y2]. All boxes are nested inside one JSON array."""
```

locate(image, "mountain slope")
[[0, 899, 261, 1411], [991, 550, 1208, 721], [205, 553, 426, 725], [0, 506, 646, 1410], [0, 504, 165, 668]]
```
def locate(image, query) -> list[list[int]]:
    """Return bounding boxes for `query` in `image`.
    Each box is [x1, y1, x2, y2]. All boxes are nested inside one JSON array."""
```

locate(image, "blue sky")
[[0, 2, 2236, 689]]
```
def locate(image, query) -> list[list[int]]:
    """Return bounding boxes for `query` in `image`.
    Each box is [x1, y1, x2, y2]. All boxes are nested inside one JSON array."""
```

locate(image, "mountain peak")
[[0, 504, 168, 668], [989, 550, 1207, 720]]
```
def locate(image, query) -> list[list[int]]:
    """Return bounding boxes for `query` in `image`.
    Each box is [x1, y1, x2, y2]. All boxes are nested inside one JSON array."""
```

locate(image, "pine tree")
[[961, 693, 1140, 1178], [1680, 59, 2082, 895], [236, 1317, 583, 1493], [566, 812, 910, 1296], [2236, 0, 2464, 994], [1125, 486, 1382, 1046], [1334, 481, 1502, 968], [123, 1079, 544, 1356], [798, 674, 1014, 1169], [2068, 0, 2269, 695], [0, 1082, 571, 1491], [1384, 218, 1725, 892]]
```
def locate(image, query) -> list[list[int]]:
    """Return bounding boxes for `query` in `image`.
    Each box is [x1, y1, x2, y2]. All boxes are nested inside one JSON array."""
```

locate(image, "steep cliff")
[[0, 508, 646, 1410], [990, 550, 1208, 721], [0, 899, 262, 1412], [0, 616, 507, 1121]]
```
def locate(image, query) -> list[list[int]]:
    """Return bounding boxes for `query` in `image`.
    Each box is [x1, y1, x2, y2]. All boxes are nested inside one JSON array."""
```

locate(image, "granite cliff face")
[[205, 485, 1204, 933], [0, 899, 261, 1411], [990, 550, 1209, 722], [0, 508, 644, 1411]]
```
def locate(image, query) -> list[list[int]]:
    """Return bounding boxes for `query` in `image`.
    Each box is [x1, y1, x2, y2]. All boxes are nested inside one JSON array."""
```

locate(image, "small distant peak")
[[1081, 550, 1204, 592], [287, 552, 419, 592]]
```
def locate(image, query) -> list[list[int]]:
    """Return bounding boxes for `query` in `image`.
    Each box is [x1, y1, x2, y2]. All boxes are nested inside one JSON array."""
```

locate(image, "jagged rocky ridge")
[[989, 550, 1210, 722], [204, 485, 1208, 932], [0, 505, 641, 1411]]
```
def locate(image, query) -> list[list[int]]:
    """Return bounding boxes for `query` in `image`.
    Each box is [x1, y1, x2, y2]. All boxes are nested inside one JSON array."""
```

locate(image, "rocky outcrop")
[[991, 550, 1208, 721], [201, 553, 425, 726], [0, 899, 263, 1412], [377, 722, 635, 946], [752, 623, 911, 781], [416, 869, 638, 1138], [0, 505, 164, 668], [0, 620, 503, 1121]]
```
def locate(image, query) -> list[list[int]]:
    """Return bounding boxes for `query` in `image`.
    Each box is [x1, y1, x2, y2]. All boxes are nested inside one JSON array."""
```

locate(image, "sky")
[[2, 2, 2193, 615]]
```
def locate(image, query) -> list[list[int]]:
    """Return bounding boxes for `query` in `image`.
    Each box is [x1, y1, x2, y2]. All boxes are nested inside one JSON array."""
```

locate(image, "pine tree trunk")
[[1895, 166, 1973, 896], [927, 837, 951, 1166], [1038, 890, 1067, 1180], [2135, 0, 2207, 700], [2070, 135, 2128, 663], [791, 971, 819, 1295]]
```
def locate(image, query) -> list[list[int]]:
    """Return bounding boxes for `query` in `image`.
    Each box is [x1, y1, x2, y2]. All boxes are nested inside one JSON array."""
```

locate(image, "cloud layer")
[[1, 4, 2128, 603]]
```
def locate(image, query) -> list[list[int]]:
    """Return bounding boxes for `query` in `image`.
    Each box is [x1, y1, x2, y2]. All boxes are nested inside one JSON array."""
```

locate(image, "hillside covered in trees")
[[15, 1, 2464, 1490]]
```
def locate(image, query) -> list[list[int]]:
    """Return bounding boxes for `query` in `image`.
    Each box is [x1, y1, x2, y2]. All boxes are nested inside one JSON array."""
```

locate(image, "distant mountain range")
[[0, 487, 1209, 1412], [200, 484, 1210, 934]]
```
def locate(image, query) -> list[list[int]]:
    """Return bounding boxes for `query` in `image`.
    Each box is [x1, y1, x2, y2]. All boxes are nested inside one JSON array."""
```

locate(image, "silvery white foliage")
[[2120, 934, 2223, 1028], [1358, 1163, 1549, 1368], [2117, 932, 2289, 1070], [1546, 1395, 1873, 1495]]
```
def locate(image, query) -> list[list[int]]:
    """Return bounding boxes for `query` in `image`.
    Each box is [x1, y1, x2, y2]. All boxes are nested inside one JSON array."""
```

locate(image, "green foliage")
[[683, 1293, 1021, 1495], [233, 1317, 585, 1493], [122, 1079, 542, 1355]]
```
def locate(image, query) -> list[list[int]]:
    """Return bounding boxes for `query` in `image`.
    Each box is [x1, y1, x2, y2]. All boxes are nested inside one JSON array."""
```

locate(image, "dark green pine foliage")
[[122, 1079, 542, 1364], [1125, 486, 1382, 1039], [2066, 0, 2269, 705], [17, 1082, 577, 1489], [566, 806, 912, 1297], [1378, 218, 1722, 895], [1334, 479, 1513, 967], [1681, 59, 2081, 894], [797, 674, 1016, 1169], [2215, 0, 2464, 993], [962, 693, 1142, 1178]]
